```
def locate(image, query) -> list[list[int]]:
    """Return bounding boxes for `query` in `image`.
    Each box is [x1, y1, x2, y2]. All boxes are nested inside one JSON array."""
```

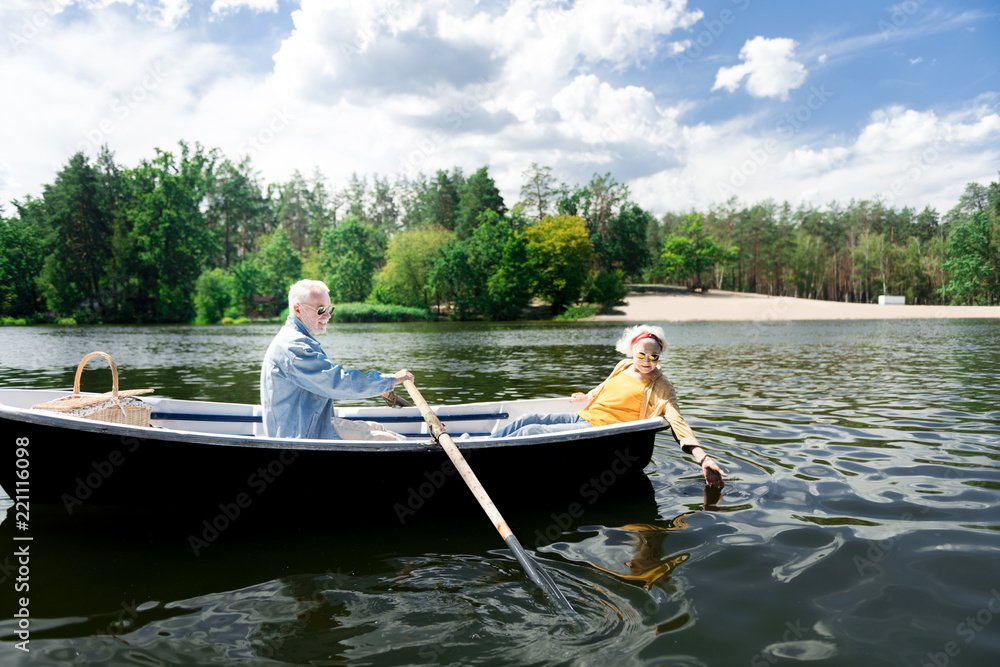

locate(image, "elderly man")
[[261, 279, 414, 440]]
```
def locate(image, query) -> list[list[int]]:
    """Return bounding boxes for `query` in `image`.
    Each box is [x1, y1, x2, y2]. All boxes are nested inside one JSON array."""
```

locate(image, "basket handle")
[[73, 351, 119, 399]]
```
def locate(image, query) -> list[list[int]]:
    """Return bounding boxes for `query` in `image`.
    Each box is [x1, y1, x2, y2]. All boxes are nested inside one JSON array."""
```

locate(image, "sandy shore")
[[593, 289, 1000, 322]]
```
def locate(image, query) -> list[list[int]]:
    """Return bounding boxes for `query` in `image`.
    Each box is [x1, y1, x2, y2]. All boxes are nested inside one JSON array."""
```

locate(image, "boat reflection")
[[0, 473, 661, 620], [0, 480, 733, 663]]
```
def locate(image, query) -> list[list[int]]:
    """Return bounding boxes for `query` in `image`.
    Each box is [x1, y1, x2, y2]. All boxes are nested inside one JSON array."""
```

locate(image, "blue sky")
[[2, 0, 998, 218]]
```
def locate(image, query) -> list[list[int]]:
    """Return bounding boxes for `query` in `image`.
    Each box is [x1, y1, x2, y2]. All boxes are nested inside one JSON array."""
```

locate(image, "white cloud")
[[0, 8, 241, 180], [631, 102, 1000, 214], [779, 146, 852, 176], [260, 0, 701, 188], [551, 75, 661, 141], [148, 0, 191, 27], [271, 0, 485, 104], [713, 36, 808, 100], [1, 0, 996, 222], [855, 105, 943, 154], [2, 0, 194, 28], [211, 0, 279, 16], [97, 0, 195, 28]]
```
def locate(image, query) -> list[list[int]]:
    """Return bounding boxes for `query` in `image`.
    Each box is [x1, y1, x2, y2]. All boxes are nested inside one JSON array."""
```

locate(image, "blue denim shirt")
[[260, 316, 395, 439]]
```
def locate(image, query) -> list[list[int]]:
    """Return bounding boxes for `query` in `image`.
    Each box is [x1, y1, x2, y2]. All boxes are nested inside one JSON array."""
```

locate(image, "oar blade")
[[504, 534, 575, 613]]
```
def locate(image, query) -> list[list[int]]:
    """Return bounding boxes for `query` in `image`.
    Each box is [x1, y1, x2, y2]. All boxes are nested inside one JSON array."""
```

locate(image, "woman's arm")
[[681, 443, 727, 488], [658, 379, 727, 487]]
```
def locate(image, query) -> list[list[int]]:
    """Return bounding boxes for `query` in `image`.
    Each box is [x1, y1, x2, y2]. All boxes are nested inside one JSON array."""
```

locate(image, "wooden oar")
[[402, 380, 575, 613]]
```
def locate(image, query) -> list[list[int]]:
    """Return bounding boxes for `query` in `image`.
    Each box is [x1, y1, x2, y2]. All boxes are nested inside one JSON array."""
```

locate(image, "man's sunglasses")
[[311, 305, 333, 316], [634, 352, 660, 361]]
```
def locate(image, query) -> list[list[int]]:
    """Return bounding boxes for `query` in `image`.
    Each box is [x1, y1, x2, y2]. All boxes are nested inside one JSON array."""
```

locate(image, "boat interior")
[[0, 388, 583, 440]]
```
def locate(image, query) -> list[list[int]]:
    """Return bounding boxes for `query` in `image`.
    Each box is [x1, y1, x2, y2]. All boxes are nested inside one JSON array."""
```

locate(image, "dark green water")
[[1, 319, 998, 666]]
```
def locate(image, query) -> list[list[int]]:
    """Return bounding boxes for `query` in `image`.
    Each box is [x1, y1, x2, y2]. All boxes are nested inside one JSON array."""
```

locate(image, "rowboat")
[[0, 388, 667, 523]]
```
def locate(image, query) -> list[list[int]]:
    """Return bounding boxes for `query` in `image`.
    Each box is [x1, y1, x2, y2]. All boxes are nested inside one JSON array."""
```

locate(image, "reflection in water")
[[558, 486, 724, 592], [0, 319, 998, 665]]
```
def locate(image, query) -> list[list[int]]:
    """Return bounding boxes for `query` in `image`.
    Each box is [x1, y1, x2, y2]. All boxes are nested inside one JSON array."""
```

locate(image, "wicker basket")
[[32, 351, 153, 426]]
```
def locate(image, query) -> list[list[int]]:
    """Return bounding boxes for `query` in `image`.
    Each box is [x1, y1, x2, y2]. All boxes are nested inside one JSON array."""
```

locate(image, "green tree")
[[456, 166, 506, 236], [273, 171, 312, 253], [343, 172, 367, 222], [369, 174, 400, 233], [575, 173, 629, 252], [0, 213, 43, 316], [523, 215, 595, 313], [36, 152, 112, 316], [586, 268, 628, 313], [430, 210, 532, 320], [892, 236, 937, 305], [941, 211, 999, 305], [791, 229, 826, 299], [518, 163, 557, 222], [307, 168, 336, 242], [230, 256, 265, 318], [319, 216, 386, 303], [371, 225, 454, 309], [397, 172, 430, 229], [258, 228, 302, 313], [126, 142, 218, 322], [93, 146, 139, 322], [659, 213, 738, 291], [428, 237, 476, 318], [851, 231, 887, 303], [598, 202, 654, 278], [421, 169, 463, 230], [557, 173, 644, 275], [194, 268, 234, 323], [473, 211, 532, 320], [207, 157, 268, 268]]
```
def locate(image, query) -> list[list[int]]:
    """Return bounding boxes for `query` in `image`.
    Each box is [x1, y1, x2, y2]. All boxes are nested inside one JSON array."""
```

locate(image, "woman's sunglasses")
[[634, 352, 660, 361]]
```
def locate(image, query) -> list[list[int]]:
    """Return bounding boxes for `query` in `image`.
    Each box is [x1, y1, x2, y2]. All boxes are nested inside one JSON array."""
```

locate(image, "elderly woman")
[[491, 324, 726, 487]]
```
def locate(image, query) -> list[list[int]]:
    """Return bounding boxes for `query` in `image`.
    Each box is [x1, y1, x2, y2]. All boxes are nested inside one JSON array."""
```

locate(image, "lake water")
[[1, 319, 999, 666]]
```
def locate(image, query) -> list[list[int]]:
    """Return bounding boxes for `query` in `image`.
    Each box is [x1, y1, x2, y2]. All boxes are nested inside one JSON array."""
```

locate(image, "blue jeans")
[[491, 413, 589, 438]]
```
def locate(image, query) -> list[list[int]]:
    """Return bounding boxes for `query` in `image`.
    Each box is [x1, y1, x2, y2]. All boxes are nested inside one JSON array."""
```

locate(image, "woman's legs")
[[491, 412, 588, 438]]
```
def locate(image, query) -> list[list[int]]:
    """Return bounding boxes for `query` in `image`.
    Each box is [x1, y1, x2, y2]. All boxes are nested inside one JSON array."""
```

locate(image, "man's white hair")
[[615, 324, 667, 356], [288, 279, 329, 313]]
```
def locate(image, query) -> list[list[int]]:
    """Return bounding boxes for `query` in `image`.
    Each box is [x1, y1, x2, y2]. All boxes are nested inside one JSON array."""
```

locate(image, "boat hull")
[[1, 390, 664, 523]]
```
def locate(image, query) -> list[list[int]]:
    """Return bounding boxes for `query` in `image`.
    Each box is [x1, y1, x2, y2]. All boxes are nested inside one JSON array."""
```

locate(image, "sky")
[[2, 0, 999, 219]]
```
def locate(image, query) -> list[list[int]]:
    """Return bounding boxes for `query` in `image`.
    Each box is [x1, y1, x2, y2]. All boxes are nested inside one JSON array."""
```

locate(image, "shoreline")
[[593, 289, 1000, 322]]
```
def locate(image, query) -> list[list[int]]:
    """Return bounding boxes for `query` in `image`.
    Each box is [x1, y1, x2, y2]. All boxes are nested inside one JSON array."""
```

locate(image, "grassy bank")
[[217, 303, 434, 324], [328, 303, 434, 323]]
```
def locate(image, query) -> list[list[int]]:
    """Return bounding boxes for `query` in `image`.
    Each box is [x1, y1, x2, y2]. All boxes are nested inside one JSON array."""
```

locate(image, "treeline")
[[659, 187, 1000, 306], [0, 141, 997, 324]]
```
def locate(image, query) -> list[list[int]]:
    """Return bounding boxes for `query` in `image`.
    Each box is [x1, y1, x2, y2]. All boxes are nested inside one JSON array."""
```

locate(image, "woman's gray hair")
[[615, 324, 667, 356], [288, 279, 329, 312]]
